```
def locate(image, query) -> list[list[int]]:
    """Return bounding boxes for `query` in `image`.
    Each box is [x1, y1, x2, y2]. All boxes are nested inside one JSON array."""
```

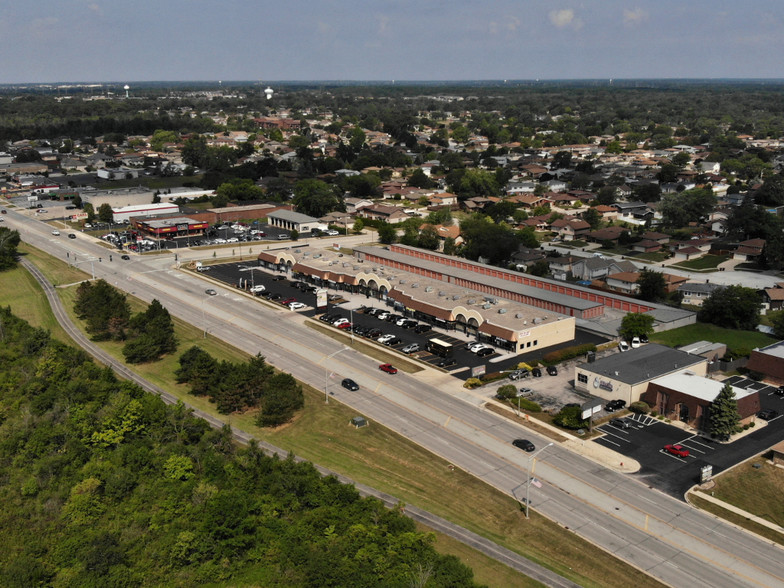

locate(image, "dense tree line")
[[0, 307, 479, 586], [0, 227, 21, 271], [74, 280, 177, 362], [176, 346, 304, 424]]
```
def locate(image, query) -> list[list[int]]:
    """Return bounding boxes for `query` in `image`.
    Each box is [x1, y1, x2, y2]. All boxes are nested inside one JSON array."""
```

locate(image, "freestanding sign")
[[700, 464, 713, 484], [316, 289, 328, 309]]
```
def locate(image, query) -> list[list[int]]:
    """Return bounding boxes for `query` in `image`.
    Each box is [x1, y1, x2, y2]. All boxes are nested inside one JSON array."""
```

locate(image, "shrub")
[[496, 384, 518, 400], [518, 398, 542, 412], [464, 378, 481, 389], [543, 343, 597, 364], [480, 371, 507, 384], [553, 406, 588, 429], [628, 401, 650, 414]]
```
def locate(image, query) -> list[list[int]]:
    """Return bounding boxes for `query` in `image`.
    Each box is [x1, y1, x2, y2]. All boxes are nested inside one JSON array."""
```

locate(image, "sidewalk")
[[689, 490, 784, 536]]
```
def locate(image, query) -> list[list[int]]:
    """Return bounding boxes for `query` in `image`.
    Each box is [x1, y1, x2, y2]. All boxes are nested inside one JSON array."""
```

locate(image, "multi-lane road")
[[8, 210, 784, 588]]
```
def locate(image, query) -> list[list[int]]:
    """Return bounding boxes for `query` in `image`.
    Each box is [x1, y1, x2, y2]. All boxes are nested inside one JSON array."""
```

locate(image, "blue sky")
[[2, 1, 784, 83]]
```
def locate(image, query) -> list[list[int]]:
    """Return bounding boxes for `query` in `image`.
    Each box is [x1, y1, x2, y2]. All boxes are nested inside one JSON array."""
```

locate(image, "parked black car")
[[414, 323, 432, 334], [436, 357, 457, 368], [531, 367, 542, 377], [476, 347, 494, 357], [605, 399, 627, 412], [610, 418, 631, 429], [546, 365, 558, 376], [758, 409, 779, 421]]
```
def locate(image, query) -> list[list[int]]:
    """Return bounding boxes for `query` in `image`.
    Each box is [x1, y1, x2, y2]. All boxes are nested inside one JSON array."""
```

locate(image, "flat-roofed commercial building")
[[641, 370, 760, 429], [256, 245, 575, 353]]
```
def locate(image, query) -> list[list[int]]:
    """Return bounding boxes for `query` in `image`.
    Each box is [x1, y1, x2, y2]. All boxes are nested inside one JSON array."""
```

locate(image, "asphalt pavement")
[[7, 208, 784, 588]]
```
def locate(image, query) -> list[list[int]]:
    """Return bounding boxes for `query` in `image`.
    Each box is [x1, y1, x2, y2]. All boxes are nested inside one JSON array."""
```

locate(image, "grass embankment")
[[689, 458, 784, 547], [10, 244, 664, 588], [650, 322, 776, 351]]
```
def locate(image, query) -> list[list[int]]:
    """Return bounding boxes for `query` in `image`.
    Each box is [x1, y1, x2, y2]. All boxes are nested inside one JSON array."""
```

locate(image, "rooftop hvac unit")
[[438, 291, 446, 297], [452, 295, 460, 300], [411, 283, 419, 288], [425, 286, 433, 292], [302, 252, 310, 256], [515, 313, 524, 319], [328, 261, 334, 266], [294, 249, 302, 253], [533, 318, 541, 324], [343, 262, 349, 267], [399, 279, 407, 284], [313, 253, 322, 258], [523, 320, 527, 325], [468, 299, 477, 305], [353, 265, 360, 270], [482, 303, 492, 309], [498, 308, 507, 314]]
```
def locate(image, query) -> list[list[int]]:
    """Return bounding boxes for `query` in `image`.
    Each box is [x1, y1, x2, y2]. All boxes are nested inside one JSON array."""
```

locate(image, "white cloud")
[[623, 8, 648, 25], [549, 9, 582, 30]]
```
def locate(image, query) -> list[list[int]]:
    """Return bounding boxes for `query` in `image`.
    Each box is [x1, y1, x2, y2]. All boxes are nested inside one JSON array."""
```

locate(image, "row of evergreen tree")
[[74, 279, 177, 363]]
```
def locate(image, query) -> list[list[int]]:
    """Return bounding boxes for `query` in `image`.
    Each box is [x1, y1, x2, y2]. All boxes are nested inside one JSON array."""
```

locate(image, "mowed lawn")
[[4, 247, 666, 588], [651, 322, 776, 352]]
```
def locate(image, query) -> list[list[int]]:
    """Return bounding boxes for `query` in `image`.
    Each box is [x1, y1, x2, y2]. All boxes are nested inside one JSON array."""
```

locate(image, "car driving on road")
[[512, 439, 535, 452], [378, 363, 398, 374], [341, 378, 359, 391]]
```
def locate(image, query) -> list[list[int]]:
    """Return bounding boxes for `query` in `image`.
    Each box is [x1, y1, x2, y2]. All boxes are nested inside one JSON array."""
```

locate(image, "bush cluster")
[[542, 343, 597, 365]]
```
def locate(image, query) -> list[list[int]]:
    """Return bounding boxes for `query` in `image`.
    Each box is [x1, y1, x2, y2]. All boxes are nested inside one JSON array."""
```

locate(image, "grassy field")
[[670, 254, 728, 271], [694, 458, 784, 530], [7, 247, 666, 588], [650, 323, 776, 352]]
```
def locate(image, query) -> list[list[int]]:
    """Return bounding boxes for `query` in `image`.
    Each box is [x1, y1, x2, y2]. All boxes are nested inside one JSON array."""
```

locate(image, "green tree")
[[352, 218, 364, 234], [707, 383, 741, 439], [377, 222, 397, 244], [408, 168, 434, 189], [637, 269, 667, 303], [454, 169, 500, 198], [215, 178, 265, 203], [698, 285, 761, 330], [0, 227, 22, 271], [596, 186, 616, 205], [771, 311, 784, 339], [619, 312, 655, 341], [256, 373, 304, 427], [417, 225, 440, 250], [97, 203, 114, 224], [754, 174, 784, 206], [292, 179, 341, 217], [150, 129, 179, 151], [348, 126, 366, 151], [582, 207, 601, 230], [660, 187, 716, 228]]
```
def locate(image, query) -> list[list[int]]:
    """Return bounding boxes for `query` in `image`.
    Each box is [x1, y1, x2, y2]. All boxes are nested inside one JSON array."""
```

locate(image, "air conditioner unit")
[[515, 313, 523, 319], [482, 303, 492, 309], [343, 262, 349, 267], [313, 253, 322, 258], [452, 295, 460, 300], [468, 299, 477, 305], [294, 249, 302, 253], [399, 279, 407, 284], [498, 308, 507, 314], [425, 286, 433, 292], [438, 291, 446, 297]]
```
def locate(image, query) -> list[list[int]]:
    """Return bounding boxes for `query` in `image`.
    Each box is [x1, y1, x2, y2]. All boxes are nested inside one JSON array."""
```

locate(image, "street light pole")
[[324, 347, 349, 403], [525, 442, 553, 519]]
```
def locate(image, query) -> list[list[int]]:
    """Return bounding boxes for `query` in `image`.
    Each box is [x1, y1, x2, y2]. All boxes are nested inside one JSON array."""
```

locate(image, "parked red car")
[[280, 297, 297, 306], [663, 444, 690, 458], [379, 363, 398, 374], [336, 322, 352, 330]]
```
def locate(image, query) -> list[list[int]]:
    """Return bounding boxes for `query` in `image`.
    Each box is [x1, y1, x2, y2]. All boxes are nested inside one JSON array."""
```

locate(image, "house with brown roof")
[[733, 238, 765, 261], [359, 204, 409, 224], [550, 217, 590, 241], [593, 204, 618, 220], [631, 239, 663, 253], [508, 193, 551, 209], [762, 283, 784, 313], [606, 271, 641, 295], [587, 225, 626, 243]]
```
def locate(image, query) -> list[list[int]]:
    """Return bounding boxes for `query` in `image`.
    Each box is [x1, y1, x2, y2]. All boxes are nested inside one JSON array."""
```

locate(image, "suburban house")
[[733, 238, 766, 262], [550, 217, 591, 241], [762, 283, 784, 313], [613, 201, 654, 225], [344, 197, 374, 214], [605, 271, 641, 295], [359, 205, 409, 224], [677, 282, 722, 306]]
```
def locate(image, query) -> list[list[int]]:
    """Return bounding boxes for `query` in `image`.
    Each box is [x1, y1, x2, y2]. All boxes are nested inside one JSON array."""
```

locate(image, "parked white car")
[[631, 336, 641, 348], [618, 340, 630, 352], [249, 285, 266, 293], [288, 302, 306, 310]]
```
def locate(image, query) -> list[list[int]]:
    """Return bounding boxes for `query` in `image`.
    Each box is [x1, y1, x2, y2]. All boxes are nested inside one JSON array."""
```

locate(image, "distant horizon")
[[4, 77, 784, 88]]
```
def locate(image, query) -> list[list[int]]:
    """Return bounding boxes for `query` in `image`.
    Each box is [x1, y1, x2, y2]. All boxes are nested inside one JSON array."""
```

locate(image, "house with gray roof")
[[677, 282, 722, 307]]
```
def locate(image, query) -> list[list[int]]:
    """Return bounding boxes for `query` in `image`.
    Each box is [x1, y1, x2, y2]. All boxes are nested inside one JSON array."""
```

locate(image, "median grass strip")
[[13, 247, 665, 588]]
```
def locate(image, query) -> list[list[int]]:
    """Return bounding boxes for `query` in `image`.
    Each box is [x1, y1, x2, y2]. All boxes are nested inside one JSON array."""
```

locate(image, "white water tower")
[[264, 86, 274, 100], [124, 84, 130, 98]]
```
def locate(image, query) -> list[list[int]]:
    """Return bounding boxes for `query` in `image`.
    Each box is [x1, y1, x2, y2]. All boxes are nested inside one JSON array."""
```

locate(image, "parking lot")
[[591, 377, 784, 497], [197, 260, 611, 379]]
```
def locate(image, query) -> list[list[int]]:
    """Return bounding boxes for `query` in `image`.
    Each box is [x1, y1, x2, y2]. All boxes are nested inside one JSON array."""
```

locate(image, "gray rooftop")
[[578, 343, 706, 385], [268, 209, 320, 223]]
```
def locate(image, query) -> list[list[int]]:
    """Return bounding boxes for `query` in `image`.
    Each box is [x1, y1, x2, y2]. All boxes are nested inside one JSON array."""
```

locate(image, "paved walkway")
[[690, 490, 784, 536]]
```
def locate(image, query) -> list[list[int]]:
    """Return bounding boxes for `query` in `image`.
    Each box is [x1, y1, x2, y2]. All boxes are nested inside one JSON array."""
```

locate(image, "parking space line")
[[598, 429, 632, 444], [684, 437, 715, 450], [598, 437, 620, 447]]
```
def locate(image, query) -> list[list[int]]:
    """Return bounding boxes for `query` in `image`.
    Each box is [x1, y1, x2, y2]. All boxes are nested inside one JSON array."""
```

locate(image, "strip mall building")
[[256, 244, 692, 353]]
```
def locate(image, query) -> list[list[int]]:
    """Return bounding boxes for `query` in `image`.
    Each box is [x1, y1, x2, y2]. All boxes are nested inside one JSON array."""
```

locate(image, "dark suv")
[[414, 323, 432, 334]]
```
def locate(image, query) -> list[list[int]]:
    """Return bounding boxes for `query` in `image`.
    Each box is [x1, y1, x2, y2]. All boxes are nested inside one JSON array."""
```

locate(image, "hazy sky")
[[3, 1, 784, 83]]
